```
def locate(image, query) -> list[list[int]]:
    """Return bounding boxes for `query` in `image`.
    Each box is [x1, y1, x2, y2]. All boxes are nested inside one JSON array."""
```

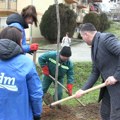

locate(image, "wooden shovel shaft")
[[49, 75, 85, 106], [50, 83, 106, 106], [49, 75, 68, 91], [33, 51, 37, 64], [82, 83, 106, 95], [50, 94, 76, 106]]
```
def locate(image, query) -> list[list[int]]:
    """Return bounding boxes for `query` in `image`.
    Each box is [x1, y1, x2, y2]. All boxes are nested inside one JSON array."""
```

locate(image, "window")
[[0, 17, 7, 31]]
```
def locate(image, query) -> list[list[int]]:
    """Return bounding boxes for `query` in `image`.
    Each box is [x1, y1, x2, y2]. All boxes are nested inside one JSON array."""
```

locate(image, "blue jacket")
[[6, 13, 30, 53], [0, 39, 43, 120]]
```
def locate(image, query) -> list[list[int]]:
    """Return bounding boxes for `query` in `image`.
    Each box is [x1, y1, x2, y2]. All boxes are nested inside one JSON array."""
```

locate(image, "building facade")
[[0, 0, 63, 42]]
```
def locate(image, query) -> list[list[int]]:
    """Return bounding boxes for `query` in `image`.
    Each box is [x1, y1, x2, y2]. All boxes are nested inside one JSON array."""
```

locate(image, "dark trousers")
[[100, 89, 120, 120]]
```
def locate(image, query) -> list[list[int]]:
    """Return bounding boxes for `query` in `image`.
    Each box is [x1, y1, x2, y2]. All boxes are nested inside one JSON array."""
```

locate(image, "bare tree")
[[54, 0, 61, 101]]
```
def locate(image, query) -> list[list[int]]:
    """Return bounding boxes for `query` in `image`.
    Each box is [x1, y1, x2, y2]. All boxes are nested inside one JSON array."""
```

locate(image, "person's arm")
[[38, 51, 54, 76], [8, 23, 30, 53], [22, 31, 39, 53], [8, 23, 38, 53], [38, 52, 51, 67], [61, 37, 65, 47], [26, 64, 43, 119], [82, 63, 100, 90], [69, 38, 71, 45], [66, 62, 74, 95], [21, 30, 31, 52], [67, 62, 74, 84], [103, 34, 120, 81]]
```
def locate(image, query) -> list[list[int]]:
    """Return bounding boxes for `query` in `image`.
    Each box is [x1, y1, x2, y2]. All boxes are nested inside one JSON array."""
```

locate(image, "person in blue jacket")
[[38, 46, 74, 105], [6, 5, 39, 53], [0, 26, 43, 120]]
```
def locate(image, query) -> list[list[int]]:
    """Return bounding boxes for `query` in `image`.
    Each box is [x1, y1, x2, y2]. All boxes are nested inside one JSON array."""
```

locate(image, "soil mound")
[[41, 103, 100, 120]]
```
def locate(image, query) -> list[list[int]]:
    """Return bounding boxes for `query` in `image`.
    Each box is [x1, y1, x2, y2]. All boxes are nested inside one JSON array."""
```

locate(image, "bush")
[[83, 12, 100, 31], [83, 12, 110, 32], [99, 12, 110, 32], [40, 3, 77, 43]]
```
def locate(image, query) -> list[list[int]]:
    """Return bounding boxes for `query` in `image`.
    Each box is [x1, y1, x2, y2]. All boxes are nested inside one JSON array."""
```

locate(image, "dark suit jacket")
[[82, 32, 120, 102]]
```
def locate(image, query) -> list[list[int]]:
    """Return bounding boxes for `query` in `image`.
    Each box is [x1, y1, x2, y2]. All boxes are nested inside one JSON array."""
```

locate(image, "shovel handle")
[[50, 94, 76, 106], [49, 75, 68, 91], [49, 74, 85, 106], [50, 83, 106, 106], [33, 51, 37, 64], [82, 83, 106, 95]]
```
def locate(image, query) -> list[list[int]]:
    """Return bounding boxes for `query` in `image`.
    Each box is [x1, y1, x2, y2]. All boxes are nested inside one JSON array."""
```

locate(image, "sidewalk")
[[27, 42, 91, 63], [70, 42, 91, 62]]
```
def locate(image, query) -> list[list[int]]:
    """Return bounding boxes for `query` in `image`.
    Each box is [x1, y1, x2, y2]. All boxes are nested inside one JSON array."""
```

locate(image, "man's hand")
[[34, 116, 41, 120], [75, 89, 84, 98], [105, 76, 118, 86], [42, 65, 49, 76], [67, 84, 73, 96], [30, 43, 39, 51]]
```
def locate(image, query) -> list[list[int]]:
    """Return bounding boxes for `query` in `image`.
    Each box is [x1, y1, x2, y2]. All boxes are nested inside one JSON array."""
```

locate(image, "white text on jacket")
[[0, 72, 18, 91]]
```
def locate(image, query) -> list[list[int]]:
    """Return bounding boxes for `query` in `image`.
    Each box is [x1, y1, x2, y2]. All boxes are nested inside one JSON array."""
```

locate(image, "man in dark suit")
[[75, 23, 120, 120]]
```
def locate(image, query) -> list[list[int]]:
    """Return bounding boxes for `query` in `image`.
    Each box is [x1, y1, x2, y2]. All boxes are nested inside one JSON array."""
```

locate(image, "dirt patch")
[[41, 103, 100, 120]]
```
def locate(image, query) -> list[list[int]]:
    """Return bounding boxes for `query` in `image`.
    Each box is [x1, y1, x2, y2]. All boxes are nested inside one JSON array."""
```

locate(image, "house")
[[64, 0, 102, 38], [108, 0, 120, 21]]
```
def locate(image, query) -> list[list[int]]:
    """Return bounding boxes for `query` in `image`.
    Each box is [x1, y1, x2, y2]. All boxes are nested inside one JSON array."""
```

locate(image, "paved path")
[[70, 42, 91, 62], [27, 42, 92, 63]]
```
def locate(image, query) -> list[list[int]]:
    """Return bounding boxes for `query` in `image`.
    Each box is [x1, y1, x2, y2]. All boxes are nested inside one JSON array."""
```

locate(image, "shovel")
[[33, 51, 37, 64], [50, 82, 106, 107], [49, 75, 85, 106], [43, 92, 54, 105]]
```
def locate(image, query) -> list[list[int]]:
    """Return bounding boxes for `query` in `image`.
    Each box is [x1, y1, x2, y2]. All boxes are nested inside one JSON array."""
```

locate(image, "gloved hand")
[[67, 84, 73, 96], [30, 43, 39, 51], [42, 65, 49, 76], [34, 116, 41, 120]]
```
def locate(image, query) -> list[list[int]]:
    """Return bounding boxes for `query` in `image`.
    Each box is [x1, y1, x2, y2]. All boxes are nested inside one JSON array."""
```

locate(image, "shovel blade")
[[43, 92, 54, 105]]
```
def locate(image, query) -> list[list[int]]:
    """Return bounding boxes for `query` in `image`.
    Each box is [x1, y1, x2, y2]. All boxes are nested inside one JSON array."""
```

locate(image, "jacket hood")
[[6, 13, 28, 29], [0, 39, 23, 60]]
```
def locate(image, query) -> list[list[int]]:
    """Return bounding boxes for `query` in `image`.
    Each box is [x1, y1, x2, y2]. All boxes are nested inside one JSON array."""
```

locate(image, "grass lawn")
[[37, 62, 101, 107]]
